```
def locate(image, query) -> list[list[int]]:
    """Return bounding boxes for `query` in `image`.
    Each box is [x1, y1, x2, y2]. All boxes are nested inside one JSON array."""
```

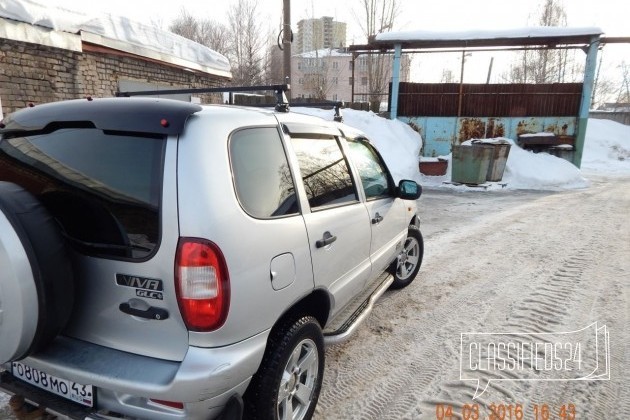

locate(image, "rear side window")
[[0, 128, 165, 259], [229, 127, 298, 218], [290, 137, 358, 210]]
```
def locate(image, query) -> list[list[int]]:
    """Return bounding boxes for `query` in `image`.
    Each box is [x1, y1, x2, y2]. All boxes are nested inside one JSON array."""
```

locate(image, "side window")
[[347, 139, 393, 200], [230, 127, 298, 218], [290, 136, 358, 210]]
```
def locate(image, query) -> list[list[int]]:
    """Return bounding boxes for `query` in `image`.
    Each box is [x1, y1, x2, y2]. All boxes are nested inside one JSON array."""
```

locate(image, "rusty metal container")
[[486, 143, 511, 182], [451, 145, 493, 184]]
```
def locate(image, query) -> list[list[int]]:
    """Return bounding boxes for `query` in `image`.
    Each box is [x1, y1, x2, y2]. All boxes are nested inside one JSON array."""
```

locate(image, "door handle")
[[372, 212, 383, 224], [316, 231, 337, 248], [119, 303, 169, 320]]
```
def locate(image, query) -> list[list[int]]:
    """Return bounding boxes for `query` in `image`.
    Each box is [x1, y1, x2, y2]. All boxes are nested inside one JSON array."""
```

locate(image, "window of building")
[[361, 77, 368, 86], [349, 77, 353, 85]]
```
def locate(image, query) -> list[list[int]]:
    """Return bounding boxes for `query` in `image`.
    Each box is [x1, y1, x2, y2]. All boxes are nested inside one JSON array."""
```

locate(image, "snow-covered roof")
[[294, 48, 351, 59], [0, 0, 231, 78], [375, 27, 603, 43]]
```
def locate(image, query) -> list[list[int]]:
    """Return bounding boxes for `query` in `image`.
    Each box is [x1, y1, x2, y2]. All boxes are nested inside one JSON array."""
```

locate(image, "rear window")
[[0, 127, 166, 260]]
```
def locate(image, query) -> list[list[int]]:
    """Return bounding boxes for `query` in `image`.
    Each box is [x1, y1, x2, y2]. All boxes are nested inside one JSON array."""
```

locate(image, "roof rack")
[[116, 84, 291, 113], [115, 84, 345, 121], [291, 101, 344, 123]]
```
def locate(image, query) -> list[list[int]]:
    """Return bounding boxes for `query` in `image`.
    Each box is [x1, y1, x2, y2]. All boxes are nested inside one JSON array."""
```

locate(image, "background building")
[[291, 48, 411, 104], [296, 17, 346, 54]]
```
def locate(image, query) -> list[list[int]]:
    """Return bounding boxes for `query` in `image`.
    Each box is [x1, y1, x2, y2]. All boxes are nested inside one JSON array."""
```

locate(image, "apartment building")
[[296, 17, 347, 54]]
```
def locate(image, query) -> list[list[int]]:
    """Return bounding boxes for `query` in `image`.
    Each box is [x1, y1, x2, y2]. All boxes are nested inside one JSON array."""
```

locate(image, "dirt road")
[[2, 176, 628, 419], [315, 176, 629, 419]]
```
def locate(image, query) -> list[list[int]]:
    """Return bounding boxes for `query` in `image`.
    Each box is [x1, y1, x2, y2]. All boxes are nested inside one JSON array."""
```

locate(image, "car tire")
[[389, 225, 424, 289], [0, 182, 74, 363], [244, 315, 324, 420]]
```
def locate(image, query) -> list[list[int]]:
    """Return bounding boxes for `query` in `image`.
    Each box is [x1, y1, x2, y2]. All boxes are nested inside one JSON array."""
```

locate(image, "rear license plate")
[[12, 362, 94, 407]]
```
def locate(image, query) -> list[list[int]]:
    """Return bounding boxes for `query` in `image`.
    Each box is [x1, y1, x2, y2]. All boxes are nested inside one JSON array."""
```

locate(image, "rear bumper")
[[1, 331, 269, 419]]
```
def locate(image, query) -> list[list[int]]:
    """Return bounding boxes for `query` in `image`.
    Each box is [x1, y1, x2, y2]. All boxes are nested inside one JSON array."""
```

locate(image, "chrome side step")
[[323, 272, 394, 346]]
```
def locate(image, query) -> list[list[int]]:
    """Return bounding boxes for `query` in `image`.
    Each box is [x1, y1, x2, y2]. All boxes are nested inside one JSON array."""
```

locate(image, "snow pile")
[[582, 119, 630, 174], [501, 139, 588, 189], [292, 109, 629, 191], [292, 107, 423, 184]]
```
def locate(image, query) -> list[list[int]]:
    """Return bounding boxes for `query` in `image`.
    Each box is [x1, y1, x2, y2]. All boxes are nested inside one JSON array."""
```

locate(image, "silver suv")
[[0, 89, 423, 420]]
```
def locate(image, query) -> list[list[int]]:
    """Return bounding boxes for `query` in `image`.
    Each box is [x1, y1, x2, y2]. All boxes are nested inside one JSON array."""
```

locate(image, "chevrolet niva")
[[0, 88, 423, 420]]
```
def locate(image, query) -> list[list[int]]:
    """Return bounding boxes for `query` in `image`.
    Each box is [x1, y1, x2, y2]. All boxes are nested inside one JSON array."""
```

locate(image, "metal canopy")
[[347, 27, 613, 168], [350, 35, 625, 53], [351, 35, 599, 52], [351, 27, 603, 52]]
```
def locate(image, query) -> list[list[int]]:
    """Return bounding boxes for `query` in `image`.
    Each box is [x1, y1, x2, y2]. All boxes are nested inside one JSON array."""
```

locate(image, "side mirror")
[[398, 180, 422, 200]]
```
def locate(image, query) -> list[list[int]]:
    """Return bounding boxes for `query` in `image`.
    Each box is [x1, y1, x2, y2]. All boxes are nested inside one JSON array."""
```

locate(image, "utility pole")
[[283, 0, 292, 100]]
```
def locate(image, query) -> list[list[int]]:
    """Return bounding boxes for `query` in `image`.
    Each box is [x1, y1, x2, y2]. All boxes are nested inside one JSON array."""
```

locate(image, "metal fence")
[[393, 82, 583, 118]]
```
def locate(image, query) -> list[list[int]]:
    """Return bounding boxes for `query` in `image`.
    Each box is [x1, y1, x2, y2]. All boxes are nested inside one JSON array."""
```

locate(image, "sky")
[[41, 0, 630, 97], [49, 0, 630, 38]]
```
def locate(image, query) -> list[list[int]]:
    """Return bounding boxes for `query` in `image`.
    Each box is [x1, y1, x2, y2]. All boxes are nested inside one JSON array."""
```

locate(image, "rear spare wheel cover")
[[0, 182, 74, 363], [0, 210, 39, 362]]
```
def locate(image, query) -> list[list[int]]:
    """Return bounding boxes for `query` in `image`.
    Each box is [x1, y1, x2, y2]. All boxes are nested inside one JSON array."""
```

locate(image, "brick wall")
[[0, 38, 227, 116]]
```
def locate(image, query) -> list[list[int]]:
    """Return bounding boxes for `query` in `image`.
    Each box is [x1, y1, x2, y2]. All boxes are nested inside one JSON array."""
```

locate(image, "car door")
[[347, 138, 408, 274], [287, 131, 372, 316]]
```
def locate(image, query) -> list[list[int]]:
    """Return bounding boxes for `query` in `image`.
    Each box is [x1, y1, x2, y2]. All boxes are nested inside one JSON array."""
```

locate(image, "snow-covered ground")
[[293, 107, 630, 190]]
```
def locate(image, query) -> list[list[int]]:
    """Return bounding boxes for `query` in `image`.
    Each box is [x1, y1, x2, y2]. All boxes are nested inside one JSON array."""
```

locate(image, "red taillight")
[[175, 238, 230, 331]]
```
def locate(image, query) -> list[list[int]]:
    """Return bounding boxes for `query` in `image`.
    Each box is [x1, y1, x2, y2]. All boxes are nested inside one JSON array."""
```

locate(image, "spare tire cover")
[[0, 182, 74, 363]]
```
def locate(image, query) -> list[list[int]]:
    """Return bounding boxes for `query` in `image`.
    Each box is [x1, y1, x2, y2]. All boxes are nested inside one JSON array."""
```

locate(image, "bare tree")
[[507, 0, 582, 84], [354, 0, 399, 109], [169, 9, 230, 57], [441, 69, 455, 83], [616, 61, 630, 104], [170, 4, 271, 87], [227, 0, 268, 86]]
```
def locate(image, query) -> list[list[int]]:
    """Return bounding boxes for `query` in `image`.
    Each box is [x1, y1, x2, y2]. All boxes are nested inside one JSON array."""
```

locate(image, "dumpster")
[[548, 144, 574, 163], [485, 141, 511, 182], [451, 144, 493, 184]]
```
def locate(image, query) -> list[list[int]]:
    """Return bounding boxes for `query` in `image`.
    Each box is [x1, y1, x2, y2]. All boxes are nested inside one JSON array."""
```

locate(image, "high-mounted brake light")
[[175, 238, 230, 331]]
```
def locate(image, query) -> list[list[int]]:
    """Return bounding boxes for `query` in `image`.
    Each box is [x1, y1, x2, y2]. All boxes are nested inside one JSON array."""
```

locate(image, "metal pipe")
[[283, 0, 292, 100]]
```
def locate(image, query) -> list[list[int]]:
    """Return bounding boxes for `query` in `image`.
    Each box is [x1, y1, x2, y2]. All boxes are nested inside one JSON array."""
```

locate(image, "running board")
[[323, 271, 394, 346]]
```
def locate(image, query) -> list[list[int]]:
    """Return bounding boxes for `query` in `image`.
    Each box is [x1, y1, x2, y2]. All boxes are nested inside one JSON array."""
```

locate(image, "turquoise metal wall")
[[399, 116, 578, 157]]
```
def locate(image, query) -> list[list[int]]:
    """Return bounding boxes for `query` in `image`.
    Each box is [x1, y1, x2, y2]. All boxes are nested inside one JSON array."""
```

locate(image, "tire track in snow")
[[316, 179, 629, 420]]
